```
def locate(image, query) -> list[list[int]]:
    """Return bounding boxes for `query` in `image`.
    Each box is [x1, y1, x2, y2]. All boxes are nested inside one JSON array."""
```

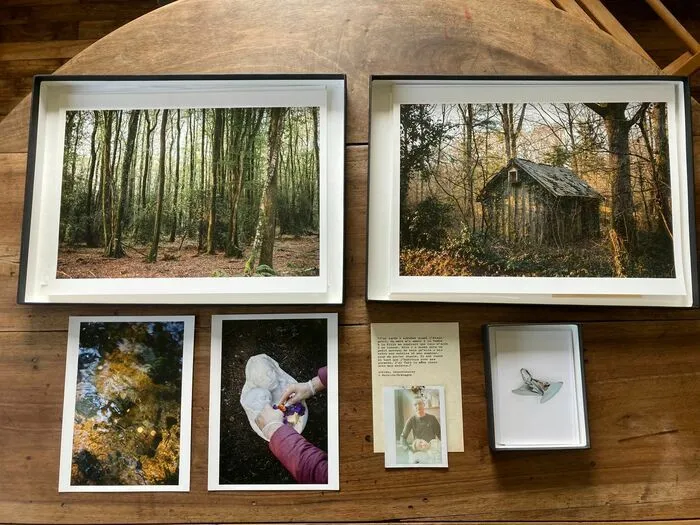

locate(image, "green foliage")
[[400, 248, 472, 276], [254, 264, 277, 276], [543, 144, 570, 167], [401, 231, 670, 278], [400, 105, 451, 182], [285, 261, 319, 276], [211, 269, 229, 277], [132, 204, 156, 245], [59, 106, 320, 267], [626, 230, 675, 278], [445, 228, 494, 268], [404, 196, 453, 250], [225, 243, 244, 258], [399, 105, 452, 240]]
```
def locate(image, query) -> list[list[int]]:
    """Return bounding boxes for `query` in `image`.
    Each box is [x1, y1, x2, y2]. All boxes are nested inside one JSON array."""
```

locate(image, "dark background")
[[218, 318, 328, 485]]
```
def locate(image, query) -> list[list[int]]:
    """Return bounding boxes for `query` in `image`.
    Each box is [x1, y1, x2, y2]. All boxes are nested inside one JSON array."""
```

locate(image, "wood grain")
[[0, 0, 697, 124], [0, 0, 699, 523], [0, 0, 663, 153], [1, 322, 700, 522]]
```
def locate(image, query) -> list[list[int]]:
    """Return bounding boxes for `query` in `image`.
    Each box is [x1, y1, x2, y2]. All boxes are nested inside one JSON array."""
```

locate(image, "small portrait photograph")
[[484, 324, 589, 450], [383, 386, 448, 468], [58, 316, 195, 492], [208, 314, 339, 490]]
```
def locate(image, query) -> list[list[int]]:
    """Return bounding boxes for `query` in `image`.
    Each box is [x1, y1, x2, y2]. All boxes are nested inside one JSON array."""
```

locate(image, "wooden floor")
[[1, 1, 700, 524], [0, 0, 698, 120]]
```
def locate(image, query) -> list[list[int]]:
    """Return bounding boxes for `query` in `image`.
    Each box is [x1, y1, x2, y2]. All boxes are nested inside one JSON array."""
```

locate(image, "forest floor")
[[57, 235, 319, 279], [400, 234, 675, 278]]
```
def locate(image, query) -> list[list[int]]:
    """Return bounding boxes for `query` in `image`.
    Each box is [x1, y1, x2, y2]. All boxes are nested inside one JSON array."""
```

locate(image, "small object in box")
[[482, 323, 589, 450], [512, 368, 563, 404]]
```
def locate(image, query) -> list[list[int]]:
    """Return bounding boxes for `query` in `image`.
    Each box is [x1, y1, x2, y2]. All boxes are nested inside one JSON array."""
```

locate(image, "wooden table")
[[1, 0, 699, 523]]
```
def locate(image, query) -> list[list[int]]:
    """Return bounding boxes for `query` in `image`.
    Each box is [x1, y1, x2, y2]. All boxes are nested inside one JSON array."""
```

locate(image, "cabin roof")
[[483, 158, 604, 200]]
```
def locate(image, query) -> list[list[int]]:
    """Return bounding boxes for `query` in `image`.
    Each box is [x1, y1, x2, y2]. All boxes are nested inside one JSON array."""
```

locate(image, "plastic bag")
[[239, 354, 308, 441]]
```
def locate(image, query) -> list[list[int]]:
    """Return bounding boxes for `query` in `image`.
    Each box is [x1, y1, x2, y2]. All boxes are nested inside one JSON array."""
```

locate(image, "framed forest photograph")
[[367, 76, 696, 307], [18, 75, 345, 304], [58, 316, 194, 492]]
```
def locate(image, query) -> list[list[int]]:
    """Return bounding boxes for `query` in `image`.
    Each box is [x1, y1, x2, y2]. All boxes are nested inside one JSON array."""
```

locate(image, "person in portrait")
[[400, 397, 441, 448]]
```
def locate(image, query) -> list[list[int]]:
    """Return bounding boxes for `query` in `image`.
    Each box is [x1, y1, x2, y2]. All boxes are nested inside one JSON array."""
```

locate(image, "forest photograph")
[[399, 100, 675, 279], [216, 317, 328, 486], [57, 105, 320, 280], [63, 319, 190, 488]]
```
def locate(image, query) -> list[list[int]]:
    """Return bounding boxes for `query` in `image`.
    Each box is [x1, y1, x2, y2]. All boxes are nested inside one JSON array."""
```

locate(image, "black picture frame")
[[18, 74, 346, 305]]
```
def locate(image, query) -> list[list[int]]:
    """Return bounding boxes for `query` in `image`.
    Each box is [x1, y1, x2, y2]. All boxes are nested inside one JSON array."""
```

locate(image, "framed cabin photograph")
[[18, 74, 345, 304], [367, 76, 697, 307]]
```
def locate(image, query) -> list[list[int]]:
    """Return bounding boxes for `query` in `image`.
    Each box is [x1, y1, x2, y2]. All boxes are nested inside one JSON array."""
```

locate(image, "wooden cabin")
[[479, 158, 603, 246]]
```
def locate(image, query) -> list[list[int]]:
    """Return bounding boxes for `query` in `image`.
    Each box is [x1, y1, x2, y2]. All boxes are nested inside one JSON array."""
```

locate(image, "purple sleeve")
[[318, 366, 328, 387], [269, 425, 328, 484]]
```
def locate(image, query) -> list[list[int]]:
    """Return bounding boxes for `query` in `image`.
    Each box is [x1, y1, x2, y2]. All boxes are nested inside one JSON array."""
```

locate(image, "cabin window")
[[508, 168, 519, 185]]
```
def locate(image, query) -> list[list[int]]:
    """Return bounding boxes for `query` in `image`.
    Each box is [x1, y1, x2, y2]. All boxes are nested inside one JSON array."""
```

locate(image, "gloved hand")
[[255, 404, 285, 440], [279, 381, 315, 405]]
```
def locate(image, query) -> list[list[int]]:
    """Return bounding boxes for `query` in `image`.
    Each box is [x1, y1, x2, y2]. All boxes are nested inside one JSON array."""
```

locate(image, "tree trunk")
[[564, 103, 581, 175], [225, 109, 246, 256], [148, 109, 169, 262], [586, 102, 649, 258], [101, 111, 114, 254], [207, 109, 225, 254], [498, 103, 526, 161], [260, 158, 279, 267], [59, 112, 78, 244], [198, 108, 207, 252], [68, 113, 82, 195], [245, 107, 286, 274], [651, 102, 672, 237], [113, 110, 141, 258], [169, 109, 182, 243], [188, 110, 195, 235], [227, 108, 264, 256], [140, 110, 159, 208], [311, 106, 319, 227], [605, 108, 637, 251], [85, 111, 99, 247]]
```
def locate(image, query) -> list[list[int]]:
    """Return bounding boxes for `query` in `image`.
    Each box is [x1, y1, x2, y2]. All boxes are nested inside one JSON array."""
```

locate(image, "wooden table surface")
[[1, 0, 700, 523]]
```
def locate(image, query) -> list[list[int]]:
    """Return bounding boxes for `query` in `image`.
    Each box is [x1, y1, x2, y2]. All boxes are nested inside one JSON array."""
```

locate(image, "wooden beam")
[[0, 40, 92, 61], [644, 0, 700, 54], [663, 51, 700, 76], [575, 0, 654, 62], [549, 0, 598, 28]]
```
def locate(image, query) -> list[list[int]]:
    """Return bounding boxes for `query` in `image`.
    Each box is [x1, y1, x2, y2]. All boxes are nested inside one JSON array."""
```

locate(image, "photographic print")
[[483, 324, 589, 450], [58, 316, 194, 492], [399, 102, 674, 279], [19, 75, 345, 304], [57, 106, 320, 279], [208, 314, 339, 490], [367, 77, 696, 306], [383, 386, 448, 468]]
